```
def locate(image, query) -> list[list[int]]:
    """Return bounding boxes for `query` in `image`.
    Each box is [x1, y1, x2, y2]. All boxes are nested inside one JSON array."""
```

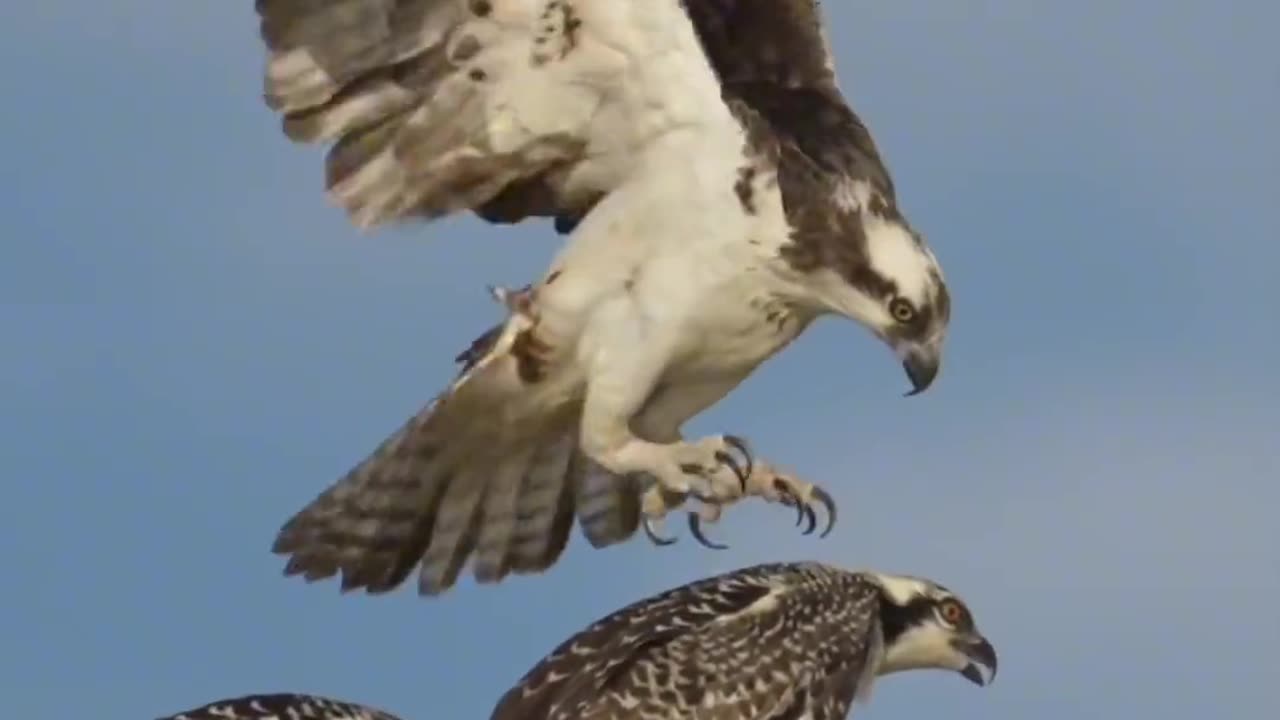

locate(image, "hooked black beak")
[[902, 345, 941, 396], [955, 635, 998, 687]]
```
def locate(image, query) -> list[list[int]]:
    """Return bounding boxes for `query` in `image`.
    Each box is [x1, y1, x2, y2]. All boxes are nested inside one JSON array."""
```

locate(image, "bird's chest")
[[668, 292, 808, 379]]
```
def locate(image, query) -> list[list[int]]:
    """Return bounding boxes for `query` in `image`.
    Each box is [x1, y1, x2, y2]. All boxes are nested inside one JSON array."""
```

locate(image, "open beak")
[[901, 343, 941, 396], [956, 636, 998, 687]]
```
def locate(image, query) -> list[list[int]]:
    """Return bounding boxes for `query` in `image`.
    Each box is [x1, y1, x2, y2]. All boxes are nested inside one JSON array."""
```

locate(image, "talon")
[[643, 517, 678, 546], [723, 435, 754, 483], [687, 512, 728, 550], [713, 450, 748, 490], [799, 504, 817, 535], [773, 483, 805, 526], [811, 486, 838, 538]]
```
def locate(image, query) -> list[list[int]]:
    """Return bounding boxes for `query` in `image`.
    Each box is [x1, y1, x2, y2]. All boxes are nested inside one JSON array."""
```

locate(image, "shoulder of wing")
[[683, 0, 838, 89], [680, 1, 898, 201], [604, 564, 881, 719], [489, 564, 805, 720], [255, 0, 734, 230]]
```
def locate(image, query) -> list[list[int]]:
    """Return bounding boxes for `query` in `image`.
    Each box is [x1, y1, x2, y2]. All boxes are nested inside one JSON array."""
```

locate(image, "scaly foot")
[[630, 434, 752, 546], [635, 448, 837, 549]]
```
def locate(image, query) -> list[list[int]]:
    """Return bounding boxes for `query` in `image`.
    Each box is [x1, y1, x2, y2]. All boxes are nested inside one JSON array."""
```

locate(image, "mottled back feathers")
[[491, 562, 884, 720], [157, 693, 401, 720]]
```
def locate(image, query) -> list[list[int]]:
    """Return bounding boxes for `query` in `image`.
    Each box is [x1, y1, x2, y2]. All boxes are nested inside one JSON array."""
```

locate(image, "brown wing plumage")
[[271, 297, 646, 596], [491, 562, 882, 720], [682, 0, 905, 286], [273, 313, 578, 594], [255, 0, 605, 230], [255, 0, 890, 237], [681, 0, 839, 89]]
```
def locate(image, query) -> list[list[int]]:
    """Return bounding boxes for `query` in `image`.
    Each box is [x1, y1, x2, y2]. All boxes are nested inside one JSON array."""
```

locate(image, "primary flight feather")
[[256, 0, 952, 596]]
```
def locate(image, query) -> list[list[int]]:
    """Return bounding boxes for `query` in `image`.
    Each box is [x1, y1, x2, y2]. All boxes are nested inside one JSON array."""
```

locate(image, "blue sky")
[[1, 1, 1276, 718]]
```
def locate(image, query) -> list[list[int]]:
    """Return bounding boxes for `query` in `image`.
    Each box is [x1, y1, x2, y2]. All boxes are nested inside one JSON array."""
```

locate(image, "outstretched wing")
[[684, 0, 905, 279], [257, 0, 682, 231], [490, 562, 882, 720], [273, 309, 578, 594], [273, 294, 645, 596], [157, 693, 401, 720], [684, 0, 894, 193]]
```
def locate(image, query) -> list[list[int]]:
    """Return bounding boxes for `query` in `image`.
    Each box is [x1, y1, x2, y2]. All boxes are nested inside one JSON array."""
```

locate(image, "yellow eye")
[[890, 298, 916, 323], [939, 599, 966, 625]]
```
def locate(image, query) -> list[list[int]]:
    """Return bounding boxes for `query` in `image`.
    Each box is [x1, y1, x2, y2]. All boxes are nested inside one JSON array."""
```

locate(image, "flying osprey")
[[155, 563, 996, 720], [258, 0, 951, 596]]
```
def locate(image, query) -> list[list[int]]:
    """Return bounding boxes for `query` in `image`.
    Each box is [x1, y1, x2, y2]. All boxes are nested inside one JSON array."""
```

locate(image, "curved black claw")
[[773, 479, 837, 538], [720, 435, 754, 489], [687, 513, 728, 550], [643, 517, 678, 546], [712, 450, 746, 491], [799, 504, 818, 535], [811, 486, 838, 538], [776, 485, 807, 527]]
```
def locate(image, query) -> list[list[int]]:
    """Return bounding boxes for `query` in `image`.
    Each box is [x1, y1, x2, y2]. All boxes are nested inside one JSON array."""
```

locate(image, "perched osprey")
[[157, 694, 399, 720], [258, 0, 951, 595], [156, 563, 995, 720], [493, 562, 996, 720]]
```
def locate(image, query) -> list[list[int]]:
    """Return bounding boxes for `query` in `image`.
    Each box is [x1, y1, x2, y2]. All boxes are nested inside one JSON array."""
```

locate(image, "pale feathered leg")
[[575, 340, 827, 549], [574, 296, 757, 540]]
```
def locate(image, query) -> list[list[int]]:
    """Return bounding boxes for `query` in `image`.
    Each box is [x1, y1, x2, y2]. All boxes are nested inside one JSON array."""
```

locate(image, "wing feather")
[[490, 563, 884, 720], [573, 460, 641, 548], [683, 0, 896, 196], [272, 312, 563, 594], [273, 299, 667, 594], [504, 432, 578, 573], [257, 0, 896, 234], [255, 0, 656, 230], [682, 0, 906, 280], [470, 445, 537, 581], [682, 0, 839, 89]]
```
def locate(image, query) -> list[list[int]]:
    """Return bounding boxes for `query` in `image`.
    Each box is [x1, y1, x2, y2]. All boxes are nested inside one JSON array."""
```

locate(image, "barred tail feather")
[[575, 460, 642, 548]]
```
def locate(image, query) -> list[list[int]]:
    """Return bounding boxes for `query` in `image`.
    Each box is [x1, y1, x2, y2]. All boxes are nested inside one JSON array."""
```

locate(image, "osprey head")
[[801, 182, 951, 395], [852, 213, 950, 396], [869, 573, 997, 687]]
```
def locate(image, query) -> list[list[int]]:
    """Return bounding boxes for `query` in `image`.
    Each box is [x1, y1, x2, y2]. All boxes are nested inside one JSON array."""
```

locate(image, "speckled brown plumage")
[[157, 693, 401, 720], [491, 562, 884, 720], [155, 564, 995, 720]]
